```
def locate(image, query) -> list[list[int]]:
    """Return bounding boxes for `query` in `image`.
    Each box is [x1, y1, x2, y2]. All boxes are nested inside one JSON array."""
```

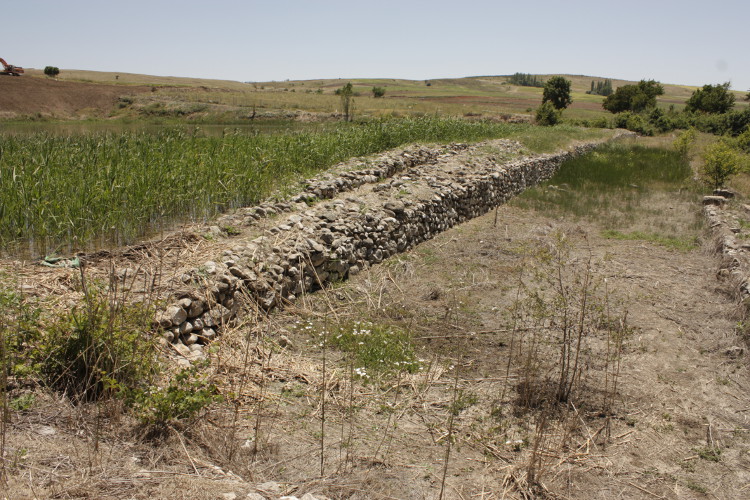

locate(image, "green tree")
[[587, 79, 613, 96], [508, 73, 544, 88], [685, 82, 735, 114], [372, 86, 386, 98], [339, 82, 354, 122], [701, 141, 742, 189], [542, 76, 572, 110], [603, 80, 664, 113], [44, 66, 60, 78]]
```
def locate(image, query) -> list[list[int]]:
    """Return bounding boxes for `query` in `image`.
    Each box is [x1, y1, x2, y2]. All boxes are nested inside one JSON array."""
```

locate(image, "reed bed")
[[1, 117, 598, 257]]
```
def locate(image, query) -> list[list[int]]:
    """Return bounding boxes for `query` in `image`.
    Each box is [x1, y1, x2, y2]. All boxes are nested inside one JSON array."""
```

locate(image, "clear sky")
[[3, 0, 749, 91]]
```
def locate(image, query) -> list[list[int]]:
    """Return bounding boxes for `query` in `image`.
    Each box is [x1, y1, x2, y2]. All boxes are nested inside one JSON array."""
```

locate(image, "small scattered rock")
[[278, 335, 294, 349], [256, 482, 282, 495], [35, 425, 56, 436], [172, 342, 191, 358], [714, 188, 735, 198], [726, 346, 744, 358], [703, 195, 727, 206]]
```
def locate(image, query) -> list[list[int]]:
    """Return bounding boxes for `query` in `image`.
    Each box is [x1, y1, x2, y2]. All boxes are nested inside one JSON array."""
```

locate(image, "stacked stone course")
[[156, 139, 610, 359]]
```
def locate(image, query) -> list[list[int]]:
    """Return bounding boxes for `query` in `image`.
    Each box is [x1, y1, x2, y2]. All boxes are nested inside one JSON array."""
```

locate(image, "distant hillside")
[[6, 69, 747, 121]]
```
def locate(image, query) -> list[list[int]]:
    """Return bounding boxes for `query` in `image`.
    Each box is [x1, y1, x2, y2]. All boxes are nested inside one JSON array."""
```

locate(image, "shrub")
[[43, 66, 60, 78], [685, 82, 735, 114], [724, 108, 750, 136], [590, 116, 611, 129], [613, 112, 654, 136], [736, 128, 750, 154], [0, 284, 43, 380], [372, 86, 386, 98], [603, 80, 664, 113], [129, 361, 219, 427], [701, 141, 742, 189], [673, 128, 698, 158], [535, 102, 560, 126], [40, 286, 158, 401]]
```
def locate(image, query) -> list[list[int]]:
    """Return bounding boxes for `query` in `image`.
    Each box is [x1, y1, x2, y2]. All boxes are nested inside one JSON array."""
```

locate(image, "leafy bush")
[[673, 128, 697, 158], [701, 141, 742, 189], [590, 116, 611, 129], [685, 82, 735, 114], [1, 274, 217, 427], [43, 66, 60, 78], [735, 128, 750, 153], [535, 102, 560, 126], [723, 108, 750, 136], [129, 361, 219, 427], [372, 86, 386, 98], [603, 80, 664, 113], [613, 112, 654, 136], [41, 287, 158, 401]]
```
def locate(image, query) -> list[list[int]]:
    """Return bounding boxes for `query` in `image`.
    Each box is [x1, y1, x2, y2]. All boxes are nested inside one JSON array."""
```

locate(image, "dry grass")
[[23, 68, 747, 123], [3, 136, 750, 499]]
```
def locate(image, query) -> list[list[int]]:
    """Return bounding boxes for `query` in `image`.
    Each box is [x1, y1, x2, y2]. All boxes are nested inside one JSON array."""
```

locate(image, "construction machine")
[[0, 57, 24, 76]]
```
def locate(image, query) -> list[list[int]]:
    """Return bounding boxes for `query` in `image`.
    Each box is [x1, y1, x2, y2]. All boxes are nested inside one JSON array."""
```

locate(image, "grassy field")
[[0, 118, 607, 257], [513, 139, 702, 250], [23, 68, 747, 123]]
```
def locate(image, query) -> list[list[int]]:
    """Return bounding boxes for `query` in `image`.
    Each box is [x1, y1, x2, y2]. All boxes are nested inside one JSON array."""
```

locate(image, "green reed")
[[3, 117, 586, 256]]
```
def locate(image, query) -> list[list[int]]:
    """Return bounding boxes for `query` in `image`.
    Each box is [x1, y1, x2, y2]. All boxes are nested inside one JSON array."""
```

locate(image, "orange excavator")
[[0, 57, 24, 76]]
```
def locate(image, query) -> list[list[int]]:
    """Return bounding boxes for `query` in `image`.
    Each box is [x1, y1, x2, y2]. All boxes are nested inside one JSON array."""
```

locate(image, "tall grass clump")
[[0, 269, 216, 428], [1, 118, 567, 255], [40, 282, 159, 402]]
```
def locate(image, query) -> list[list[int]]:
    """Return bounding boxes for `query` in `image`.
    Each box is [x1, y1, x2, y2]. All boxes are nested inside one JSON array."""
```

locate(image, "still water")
[[0, 119, 335, 137]]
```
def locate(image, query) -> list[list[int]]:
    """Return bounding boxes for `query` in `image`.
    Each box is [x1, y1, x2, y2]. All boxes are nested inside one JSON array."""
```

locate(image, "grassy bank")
[[0, 118, 606, 256], [513, 141, 702, 249]]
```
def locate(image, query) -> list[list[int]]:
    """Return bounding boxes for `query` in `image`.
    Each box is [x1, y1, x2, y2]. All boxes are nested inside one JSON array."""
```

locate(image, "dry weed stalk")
[[502, 229, 631, 491], [439, 356, 461, 500]]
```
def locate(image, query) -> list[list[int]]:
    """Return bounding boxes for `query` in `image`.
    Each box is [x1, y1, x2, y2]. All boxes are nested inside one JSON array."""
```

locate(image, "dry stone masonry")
[[156, 137, 621, 360], [704, 190, 750, 300]]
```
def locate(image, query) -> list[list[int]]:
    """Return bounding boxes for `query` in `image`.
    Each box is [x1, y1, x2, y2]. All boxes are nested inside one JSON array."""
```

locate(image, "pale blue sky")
[[3, 0, 749, 91]]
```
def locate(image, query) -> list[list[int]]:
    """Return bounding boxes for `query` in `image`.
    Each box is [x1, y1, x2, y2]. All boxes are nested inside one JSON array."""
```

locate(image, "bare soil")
[[0, 76, 151, 119], [2, 142, 749, 499]]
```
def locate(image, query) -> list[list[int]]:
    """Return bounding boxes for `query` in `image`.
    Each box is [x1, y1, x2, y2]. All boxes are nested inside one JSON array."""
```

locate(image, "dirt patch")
[[0, 76, 151, 118]]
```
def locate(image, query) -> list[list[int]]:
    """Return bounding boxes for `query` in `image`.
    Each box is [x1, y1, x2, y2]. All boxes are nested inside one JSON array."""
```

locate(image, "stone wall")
[[155, 139, 609, 360]]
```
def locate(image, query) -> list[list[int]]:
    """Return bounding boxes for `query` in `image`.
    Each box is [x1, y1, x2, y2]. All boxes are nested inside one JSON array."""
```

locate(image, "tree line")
[[587, 79, 613, 96], [508, 73, 545, 88]]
